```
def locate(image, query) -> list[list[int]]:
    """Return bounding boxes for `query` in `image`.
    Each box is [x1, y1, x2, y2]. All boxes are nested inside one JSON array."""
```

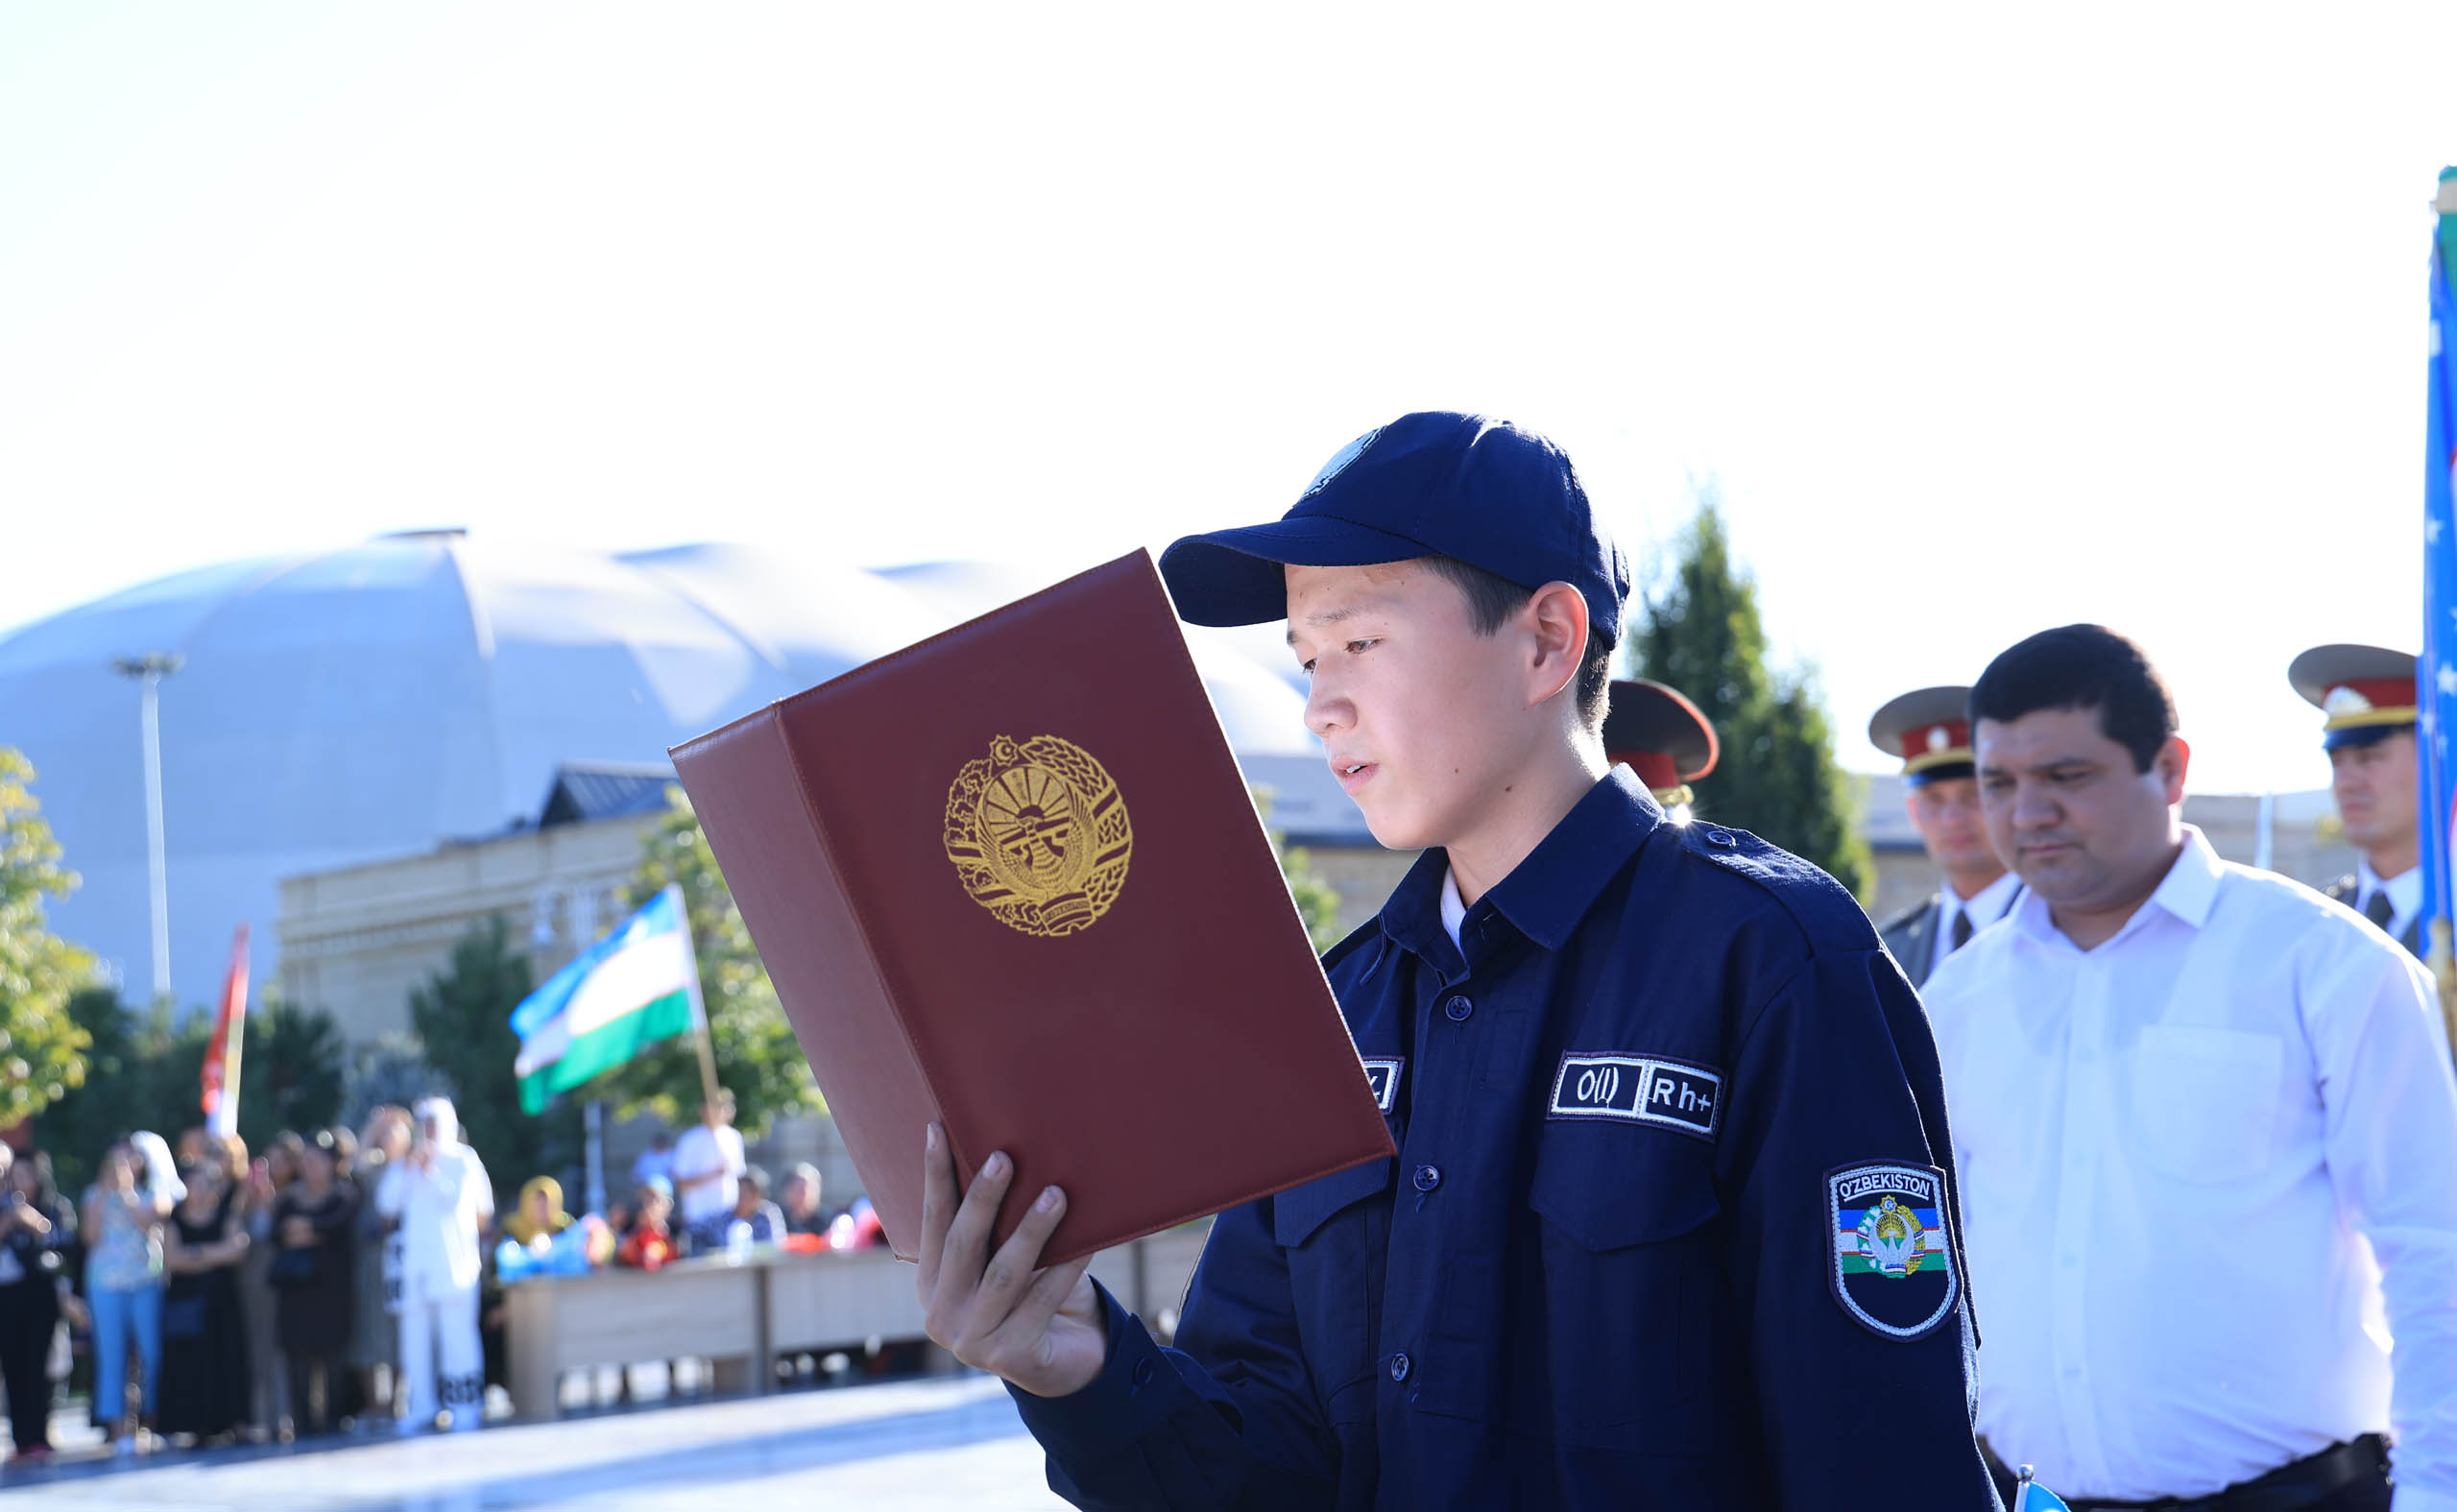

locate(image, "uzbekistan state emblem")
[[1826, 1162, 1960, 1341], [942, 733, 1133, 939]]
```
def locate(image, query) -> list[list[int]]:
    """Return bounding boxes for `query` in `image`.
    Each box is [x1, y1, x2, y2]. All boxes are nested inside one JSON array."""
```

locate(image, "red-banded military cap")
[[1602, 679, 1719, 807], [2286, 643, 2419, 752], [1868, 686, 1975, 787]]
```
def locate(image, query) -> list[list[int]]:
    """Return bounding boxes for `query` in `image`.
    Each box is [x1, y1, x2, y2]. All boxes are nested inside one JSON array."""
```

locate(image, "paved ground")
[[0, 1377, 1071, 1511]]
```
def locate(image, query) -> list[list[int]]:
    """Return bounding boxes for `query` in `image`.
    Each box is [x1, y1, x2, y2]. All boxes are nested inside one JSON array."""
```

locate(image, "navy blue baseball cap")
[[1159, 411, 1630, 639]]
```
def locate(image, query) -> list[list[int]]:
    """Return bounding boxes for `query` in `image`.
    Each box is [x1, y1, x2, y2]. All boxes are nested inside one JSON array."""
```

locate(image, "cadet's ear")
[[1522, 581, 1590, 707]]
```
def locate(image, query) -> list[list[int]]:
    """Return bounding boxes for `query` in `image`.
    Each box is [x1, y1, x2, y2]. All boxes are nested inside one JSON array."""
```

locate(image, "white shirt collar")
[[2011, 823, 2224, 948], [2357, 859, 2422, 926], [1945, 870, 2025, 932], [1438, 868, 1467, 950]]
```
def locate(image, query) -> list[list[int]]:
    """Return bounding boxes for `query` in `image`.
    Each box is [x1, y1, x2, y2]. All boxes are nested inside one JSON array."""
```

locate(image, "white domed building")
[[0, 533, 1372, 1029]]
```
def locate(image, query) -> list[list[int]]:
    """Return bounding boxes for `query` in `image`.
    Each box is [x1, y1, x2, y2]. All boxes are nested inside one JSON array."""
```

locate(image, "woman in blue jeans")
[[81, 1137, 176, 1452]]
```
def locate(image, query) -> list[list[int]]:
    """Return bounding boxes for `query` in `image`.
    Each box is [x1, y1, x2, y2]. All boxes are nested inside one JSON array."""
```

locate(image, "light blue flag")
[[2013, 1473, 2073, 1512], [2420, 167, 2457, 988]]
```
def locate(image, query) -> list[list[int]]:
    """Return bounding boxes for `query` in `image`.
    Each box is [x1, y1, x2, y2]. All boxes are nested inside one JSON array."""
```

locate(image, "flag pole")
[[665, 882, 723, 1107]]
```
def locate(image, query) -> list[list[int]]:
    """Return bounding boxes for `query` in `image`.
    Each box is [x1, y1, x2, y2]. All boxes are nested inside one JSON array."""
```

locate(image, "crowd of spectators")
[[0, 1093, 882, 1462]]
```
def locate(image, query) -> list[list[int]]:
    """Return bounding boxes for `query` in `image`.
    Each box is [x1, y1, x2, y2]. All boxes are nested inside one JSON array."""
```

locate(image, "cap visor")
[[2324, 723, 2413, 753], [1159, 516, 1433, 627]]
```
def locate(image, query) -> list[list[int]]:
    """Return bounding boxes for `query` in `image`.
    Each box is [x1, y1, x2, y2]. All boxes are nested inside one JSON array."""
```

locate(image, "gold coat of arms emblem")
[[942, 733, 1133, 938]]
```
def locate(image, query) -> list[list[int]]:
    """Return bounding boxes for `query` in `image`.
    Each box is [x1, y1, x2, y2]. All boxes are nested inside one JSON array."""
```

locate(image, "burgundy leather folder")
[[668, 550, 1393, 1266]]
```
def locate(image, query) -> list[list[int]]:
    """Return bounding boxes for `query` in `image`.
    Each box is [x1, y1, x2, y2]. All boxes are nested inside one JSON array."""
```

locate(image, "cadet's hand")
[[915, 1124, 1105, 1398]]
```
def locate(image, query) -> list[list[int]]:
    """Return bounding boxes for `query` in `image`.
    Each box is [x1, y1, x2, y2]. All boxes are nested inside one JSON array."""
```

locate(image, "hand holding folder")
[[915, 1125, 1111, 1398]]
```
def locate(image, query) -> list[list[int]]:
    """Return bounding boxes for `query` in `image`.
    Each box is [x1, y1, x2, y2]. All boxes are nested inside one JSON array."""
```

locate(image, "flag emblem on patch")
[[1826, 1162, 1959, 1341]]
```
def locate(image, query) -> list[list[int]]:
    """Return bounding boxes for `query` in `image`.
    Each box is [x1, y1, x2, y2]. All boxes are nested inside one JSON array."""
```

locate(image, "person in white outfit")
[[1924, 626, 2457, 1509], [374, 1097, 493, 1432]]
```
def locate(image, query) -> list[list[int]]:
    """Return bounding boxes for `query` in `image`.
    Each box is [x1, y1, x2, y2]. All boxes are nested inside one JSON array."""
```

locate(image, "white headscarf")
[[414, 1097, 462, 1149], [129, 1131, 186, 1204]]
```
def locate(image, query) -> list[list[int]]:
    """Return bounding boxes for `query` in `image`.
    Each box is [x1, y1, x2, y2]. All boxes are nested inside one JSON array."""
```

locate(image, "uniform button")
[[1131, 1356, 1156, 1388], [1705, 828, 1736, 846], [1412, 1164, 1441, 1192], [1388, 1352, 1411, 1382], [1444, 995, 1473, 1021]]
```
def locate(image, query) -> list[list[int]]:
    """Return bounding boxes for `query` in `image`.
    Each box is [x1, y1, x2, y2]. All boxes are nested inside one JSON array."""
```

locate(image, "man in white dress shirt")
[[1869, 684, 2024, 986], [2290, 643, 2425, 959], [670, 1089, 746, 1250], [1925, 625, 2457, 1511]]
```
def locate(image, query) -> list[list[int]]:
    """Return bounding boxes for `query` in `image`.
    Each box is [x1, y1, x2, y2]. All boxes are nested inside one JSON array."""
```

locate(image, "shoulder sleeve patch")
[[1825, 1162, 1961, 1342]]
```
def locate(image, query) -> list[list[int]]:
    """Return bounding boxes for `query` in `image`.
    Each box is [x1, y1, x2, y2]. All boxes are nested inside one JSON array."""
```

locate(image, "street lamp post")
[[111, 652, 183, 1004]]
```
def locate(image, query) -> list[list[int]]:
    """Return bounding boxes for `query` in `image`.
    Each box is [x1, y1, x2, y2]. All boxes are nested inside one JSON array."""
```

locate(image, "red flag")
[[201, 924, 249, 1137]]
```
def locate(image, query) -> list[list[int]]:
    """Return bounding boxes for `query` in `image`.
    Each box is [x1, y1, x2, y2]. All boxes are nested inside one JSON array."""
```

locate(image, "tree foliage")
[[0, 749, 92, 1123], [1626, 492, 1872, 900], [605, 792, 819, 1136], [408, 915, 581, 1185], [1256, 789, 1342, 950], [29, 986, 139, 1194], [33, 989, 349, 1193]]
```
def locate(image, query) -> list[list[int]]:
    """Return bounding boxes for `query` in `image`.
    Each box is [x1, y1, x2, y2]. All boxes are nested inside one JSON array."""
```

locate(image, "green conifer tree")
[[1627, 491, 1873, 900]]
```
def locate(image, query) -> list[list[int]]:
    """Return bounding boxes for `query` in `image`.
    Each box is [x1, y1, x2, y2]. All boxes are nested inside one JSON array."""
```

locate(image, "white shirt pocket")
[[2129, 1024, 2284, 1184]]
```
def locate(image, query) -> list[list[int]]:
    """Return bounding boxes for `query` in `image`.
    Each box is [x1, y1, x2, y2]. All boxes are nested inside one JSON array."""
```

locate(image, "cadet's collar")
[[1378, 848, 1461, 965], [1381, 767, 1663, 958]]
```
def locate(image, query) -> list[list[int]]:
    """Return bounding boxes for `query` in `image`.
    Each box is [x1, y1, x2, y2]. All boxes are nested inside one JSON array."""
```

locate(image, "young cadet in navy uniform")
[[1602, 677, 1719, 823], [2289, 644, 2427, 958], [911, 412, 1997, 1509], [1869, 687, 2023, 987]]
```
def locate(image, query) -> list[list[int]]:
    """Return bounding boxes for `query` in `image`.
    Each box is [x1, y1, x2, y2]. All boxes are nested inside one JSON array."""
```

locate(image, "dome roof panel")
[[0, 535, 963, 1012]]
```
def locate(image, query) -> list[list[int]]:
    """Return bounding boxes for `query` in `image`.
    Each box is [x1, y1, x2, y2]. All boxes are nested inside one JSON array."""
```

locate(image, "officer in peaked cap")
[[1869, 686, 2021, 987], [2291, 643, 2425, 958], [1602, 678, 1719, 821]]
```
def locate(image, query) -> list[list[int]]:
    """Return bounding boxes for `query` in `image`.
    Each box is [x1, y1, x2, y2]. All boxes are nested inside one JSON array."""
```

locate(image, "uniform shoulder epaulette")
[[1318, 916, 1385, 974], [1678, 821, 1877, 953], [1875, 896, 1931, 934], [2320, 874, 2357, 904]]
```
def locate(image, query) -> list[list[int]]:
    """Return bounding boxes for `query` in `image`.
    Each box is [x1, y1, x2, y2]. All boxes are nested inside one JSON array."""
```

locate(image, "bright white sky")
[[4, 6, 2452, 794]]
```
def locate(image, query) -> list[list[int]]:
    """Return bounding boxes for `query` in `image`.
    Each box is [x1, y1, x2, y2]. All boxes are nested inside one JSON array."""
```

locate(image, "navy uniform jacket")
[[1878, 893, 1945, 987], [1011, 769, 1997, 1509], [2323, 874, 2425, 958]]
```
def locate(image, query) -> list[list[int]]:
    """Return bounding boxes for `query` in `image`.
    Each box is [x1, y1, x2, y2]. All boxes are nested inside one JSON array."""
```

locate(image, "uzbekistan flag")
[[1832, 1201, 1951, 1277], [512, 885, 703, 1114]]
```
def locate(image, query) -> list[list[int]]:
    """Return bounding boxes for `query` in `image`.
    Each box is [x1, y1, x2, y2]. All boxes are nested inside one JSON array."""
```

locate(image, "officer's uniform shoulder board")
[[1679, 823, 1876, 953], [1875, 896, 1933, 935], [2321, 874, 2357, 905]]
